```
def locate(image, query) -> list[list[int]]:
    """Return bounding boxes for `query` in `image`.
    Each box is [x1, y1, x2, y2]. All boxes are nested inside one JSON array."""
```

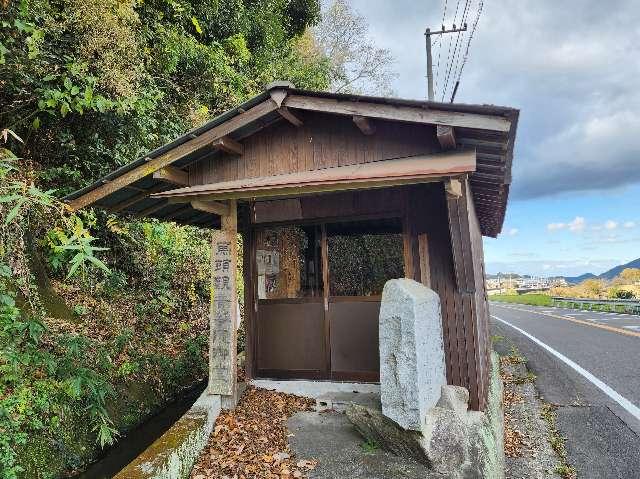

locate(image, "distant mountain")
[[563, 273, 597, 284], [563, 257, 640, 284], [598, 257, 640, 280]]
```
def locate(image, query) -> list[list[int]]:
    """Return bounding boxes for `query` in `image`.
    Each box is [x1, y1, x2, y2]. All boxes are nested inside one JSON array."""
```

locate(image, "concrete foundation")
[[114, 392, 221, 479], [250, 379, 380, 398]]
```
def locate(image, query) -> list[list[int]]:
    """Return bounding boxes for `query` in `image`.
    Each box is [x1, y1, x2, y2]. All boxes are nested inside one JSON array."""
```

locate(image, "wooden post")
[[209, 200, 238, 399], [418, 233, 431, 288]]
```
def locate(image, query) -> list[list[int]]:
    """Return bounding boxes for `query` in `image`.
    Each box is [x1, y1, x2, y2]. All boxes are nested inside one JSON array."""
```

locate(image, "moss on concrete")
[[115, 393, 220, 479]]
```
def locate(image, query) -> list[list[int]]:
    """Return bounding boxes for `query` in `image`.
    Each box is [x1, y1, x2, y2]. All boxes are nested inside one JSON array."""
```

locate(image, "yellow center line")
[[491, 303, 640, 339]]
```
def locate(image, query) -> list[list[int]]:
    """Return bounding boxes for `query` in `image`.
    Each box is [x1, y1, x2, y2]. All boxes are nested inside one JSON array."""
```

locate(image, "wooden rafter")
[[135, 200, 169, 218], [277, 107, 303, 127], [457, 137, 508, 152], [437, 125, 456, 150], [68, 98, 277, 211], [352, 115, 375, 135], [153, 166, 189, 186], [108, 184, 168, 213], [212, 136, 243, 155]]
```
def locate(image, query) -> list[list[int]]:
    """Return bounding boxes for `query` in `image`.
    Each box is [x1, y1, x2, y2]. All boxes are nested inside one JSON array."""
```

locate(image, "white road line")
[[492, 314, 640, 423], [624, 326, 640, 331]]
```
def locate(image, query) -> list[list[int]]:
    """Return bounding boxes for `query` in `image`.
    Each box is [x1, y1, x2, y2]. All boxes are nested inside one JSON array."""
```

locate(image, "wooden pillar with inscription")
[[209, 200, 238, 405]]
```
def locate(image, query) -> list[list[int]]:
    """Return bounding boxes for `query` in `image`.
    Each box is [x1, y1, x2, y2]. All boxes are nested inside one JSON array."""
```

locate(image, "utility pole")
[[424, 24, 468, 101]]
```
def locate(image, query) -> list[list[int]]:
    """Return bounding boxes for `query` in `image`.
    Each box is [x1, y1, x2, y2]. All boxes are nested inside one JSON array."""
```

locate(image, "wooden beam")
[[68, 98, 277, 211], [437, 125, 456, 150], [445, 178, 463, 198], [153, 166, 188, 186], [277, 107, 303, 127], [191, 199, 230, 216], [168, 175, 448, 203], [211, 136, 243, 155], [284, 94, 511, 132], [108, 184, 168, 213], [352, 115, 375, 135]]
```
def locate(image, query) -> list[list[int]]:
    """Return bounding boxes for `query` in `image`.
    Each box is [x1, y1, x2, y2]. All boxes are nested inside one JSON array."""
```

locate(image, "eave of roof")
[[64, 83, 519, 237]]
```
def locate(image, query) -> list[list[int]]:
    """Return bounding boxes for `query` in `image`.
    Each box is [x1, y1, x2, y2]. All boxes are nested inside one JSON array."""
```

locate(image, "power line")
[[448, 0, 473, 97], [438, 0, 462, 98], [450, 0, 484, 102], [433, 0, 449, 97], [440, 0, 471, 101]]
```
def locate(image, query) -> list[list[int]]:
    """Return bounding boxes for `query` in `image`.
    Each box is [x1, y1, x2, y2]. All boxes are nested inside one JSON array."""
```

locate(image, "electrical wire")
[[440, 0, 471, 101], [448, 0, 473, 97], [438, 0, 462, 100], [433, 0, 449, 98], [451, 0, 484, 102]]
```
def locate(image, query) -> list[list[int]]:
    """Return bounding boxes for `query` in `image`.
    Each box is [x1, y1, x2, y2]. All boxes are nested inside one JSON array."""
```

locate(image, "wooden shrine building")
[[66, 83, 519, 411]]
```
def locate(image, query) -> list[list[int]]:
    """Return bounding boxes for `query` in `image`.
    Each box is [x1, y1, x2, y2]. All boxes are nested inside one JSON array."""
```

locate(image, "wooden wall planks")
[[407, 182, 491, 411], [188, 112, 440, 186]]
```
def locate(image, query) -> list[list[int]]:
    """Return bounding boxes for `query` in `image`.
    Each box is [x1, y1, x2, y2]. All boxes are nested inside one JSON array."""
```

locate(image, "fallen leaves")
[[503, 410, 526, 458], [501, 354, 528, 458], [190, 386, 318, 479]]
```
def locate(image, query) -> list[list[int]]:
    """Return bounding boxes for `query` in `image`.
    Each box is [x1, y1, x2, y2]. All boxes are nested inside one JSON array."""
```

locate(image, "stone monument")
[[378, 278, 447, 431]]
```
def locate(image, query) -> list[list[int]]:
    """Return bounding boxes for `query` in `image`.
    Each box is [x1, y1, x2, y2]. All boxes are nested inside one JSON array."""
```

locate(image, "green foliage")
[[0, 263, 119, 477], [0, 0, 330, 475], [608, 287, 635, 299], [490, 293, 552, 307], [1, 0, 330, 193], [360, 437, 379, 454], [0, 138, 119, 477]]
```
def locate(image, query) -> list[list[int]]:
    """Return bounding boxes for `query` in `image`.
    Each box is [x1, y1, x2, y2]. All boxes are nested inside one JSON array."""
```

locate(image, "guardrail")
[[551, 296, 640, 314]]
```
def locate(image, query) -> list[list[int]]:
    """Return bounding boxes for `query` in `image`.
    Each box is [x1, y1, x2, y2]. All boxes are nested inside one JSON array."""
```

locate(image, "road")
[[489, 302, 640, 479]]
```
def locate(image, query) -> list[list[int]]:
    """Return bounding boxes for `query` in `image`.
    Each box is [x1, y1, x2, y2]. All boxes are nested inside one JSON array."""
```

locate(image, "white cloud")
[[604, 220, 618, 230], [568, 216, 586, 232], [547, 216, 587, 232], [547, 222, 565, 231], [624, 221, 636, 228], [507, 228, 519, 236]]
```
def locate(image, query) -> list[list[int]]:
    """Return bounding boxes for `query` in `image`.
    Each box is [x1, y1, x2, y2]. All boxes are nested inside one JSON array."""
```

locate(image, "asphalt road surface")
[[490, 302, 640, 479]]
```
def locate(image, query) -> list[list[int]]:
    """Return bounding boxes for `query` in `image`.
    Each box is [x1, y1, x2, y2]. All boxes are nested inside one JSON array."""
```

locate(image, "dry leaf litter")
[[191, 386, 318, 479]]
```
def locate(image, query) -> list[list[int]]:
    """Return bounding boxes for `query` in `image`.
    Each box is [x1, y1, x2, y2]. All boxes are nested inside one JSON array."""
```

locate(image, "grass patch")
[[491, 293, 551, 307], [541, 404, 577, 479], [361, 438, 379, 454]]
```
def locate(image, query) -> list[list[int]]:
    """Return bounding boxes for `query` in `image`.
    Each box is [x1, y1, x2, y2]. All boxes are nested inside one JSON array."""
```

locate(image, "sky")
[[347, 0, 640, 277]]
